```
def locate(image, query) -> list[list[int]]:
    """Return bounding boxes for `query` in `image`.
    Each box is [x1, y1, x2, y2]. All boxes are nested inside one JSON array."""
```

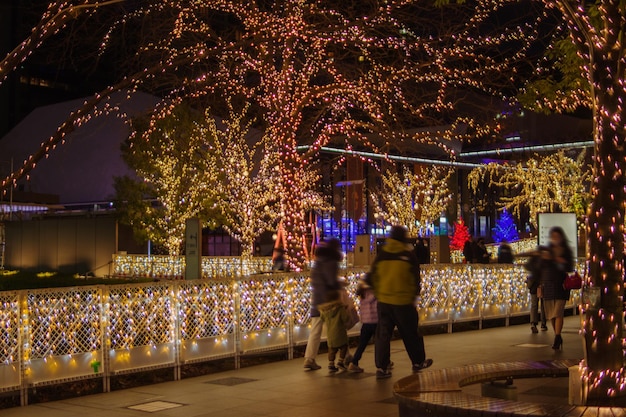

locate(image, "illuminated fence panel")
[[508, 265, 532, 316], [202, 257, 274, 279], [2, 263, 586, 405], [420, 266, 451, 323], [289, 273, 313, 345], [112, 255, 273, 279], [238, 276, 290, 353], [446, 265, 481, 322], [107, 283, 176, 373], [178, 281, 235, 362], [24, 287, 103, 385], [0, 292, 20, 391]]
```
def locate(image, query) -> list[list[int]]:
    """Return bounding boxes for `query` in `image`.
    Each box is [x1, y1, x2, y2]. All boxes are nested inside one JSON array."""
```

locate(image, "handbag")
[[563, 271, 583, 290], [339, 288, 360, 330]]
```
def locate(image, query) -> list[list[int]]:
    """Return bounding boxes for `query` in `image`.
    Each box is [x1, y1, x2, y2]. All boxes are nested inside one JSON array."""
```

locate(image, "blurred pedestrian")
[[303, 238, 343, 370], [368, 226, 433, 379]]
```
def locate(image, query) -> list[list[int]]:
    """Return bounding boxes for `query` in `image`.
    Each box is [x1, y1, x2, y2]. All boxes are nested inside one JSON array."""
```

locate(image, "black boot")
[[551, 334, 563, 350]]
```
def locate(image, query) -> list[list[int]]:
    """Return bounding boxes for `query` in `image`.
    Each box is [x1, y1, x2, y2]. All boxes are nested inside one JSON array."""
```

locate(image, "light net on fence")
[[107, 284, 174, 349], [178, 281, 235, 339], [0, 292, 19, 365], [26, 288, 102, 358], [238, 276, 289, 333]]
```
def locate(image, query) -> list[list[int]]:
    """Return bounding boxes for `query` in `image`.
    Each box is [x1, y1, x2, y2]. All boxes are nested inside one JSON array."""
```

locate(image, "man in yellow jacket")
[[368, 226, 433, 379]]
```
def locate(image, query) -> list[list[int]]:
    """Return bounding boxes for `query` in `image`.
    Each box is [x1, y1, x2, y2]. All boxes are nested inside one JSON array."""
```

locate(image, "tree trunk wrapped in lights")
[[544, 0, 626, 404]]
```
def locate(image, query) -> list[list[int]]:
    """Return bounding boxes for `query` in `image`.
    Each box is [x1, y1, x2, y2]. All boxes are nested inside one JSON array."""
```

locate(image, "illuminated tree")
[[450, 218, 471, 251], [467, 150, 590, 227], [0, 1, 560, 269], [203, 105, 282, 257], [492, 208, 519, 243], [372, 165, 453, 236], [0, 0, 124, 85], [115, 104, 222, 255]]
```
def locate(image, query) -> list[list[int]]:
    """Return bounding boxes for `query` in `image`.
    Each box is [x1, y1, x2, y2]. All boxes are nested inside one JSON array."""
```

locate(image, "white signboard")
[[537, 213, 577, 258]]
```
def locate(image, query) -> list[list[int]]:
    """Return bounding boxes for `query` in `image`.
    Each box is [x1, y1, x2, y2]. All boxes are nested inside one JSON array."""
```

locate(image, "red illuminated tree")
[[450, 219, 471, 251]]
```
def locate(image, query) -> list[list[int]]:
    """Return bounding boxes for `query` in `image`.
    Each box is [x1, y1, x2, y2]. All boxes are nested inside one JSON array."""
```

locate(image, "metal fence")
[[0, 263, 583, 406]]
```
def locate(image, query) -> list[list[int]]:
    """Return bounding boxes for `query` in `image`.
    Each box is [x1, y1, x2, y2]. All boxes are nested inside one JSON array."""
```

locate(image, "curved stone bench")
[[393, 359, 602, 417]]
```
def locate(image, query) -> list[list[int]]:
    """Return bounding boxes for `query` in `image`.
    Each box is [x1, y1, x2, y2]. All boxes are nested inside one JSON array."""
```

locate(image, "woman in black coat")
[[539, 227, 574, 350]]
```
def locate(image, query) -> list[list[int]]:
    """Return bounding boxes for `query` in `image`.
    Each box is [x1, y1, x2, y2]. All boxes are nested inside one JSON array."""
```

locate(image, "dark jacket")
[[310, 245, 342, 317], [524, 253, 542, 295], [463, 240, 473, 263], [497, 243, 514, 264], [540, 244, 574, 300], [368, 238, 420, 305]]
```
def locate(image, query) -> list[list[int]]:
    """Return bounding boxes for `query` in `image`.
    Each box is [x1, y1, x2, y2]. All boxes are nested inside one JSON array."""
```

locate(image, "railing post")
[[173, 281, 181, 381], [18, 290, 28, 406], [233, 280, 241, 369], [101, 285, 111, 393], [286, 274, 294, 360]]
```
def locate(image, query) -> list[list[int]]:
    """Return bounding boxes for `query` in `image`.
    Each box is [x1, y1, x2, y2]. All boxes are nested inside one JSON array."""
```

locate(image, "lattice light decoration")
[[0, 293, 19, 366], [178, 281, 235, 340], [107, 284, 175, 351]]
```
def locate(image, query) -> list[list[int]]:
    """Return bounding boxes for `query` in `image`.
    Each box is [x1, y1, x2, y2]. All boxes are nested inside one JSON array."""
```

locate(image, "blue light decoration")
[[317, 212, 368, 253], [492, 208, 519, 243]]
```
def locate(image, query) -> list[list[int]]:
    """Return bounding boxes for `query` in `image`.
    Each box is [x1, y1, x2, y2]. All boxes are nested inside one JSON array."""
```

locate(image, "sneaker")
[[328, 364, 339, 373], [412, 359, 433, 372], [337, 361, 347, 371], [303, 359, 321, 370], [376, 368, 392, 379], [348, 363, 364, 373], [541, 324, 548, 331], [531, 324, 538, 334], [387, 361, 395, 370]]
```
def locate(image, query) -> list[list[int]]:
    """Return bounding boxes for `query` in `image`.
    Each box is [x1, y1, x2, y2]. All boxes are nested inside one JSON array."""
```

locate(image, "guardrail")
[[0, 262, 583, 406]]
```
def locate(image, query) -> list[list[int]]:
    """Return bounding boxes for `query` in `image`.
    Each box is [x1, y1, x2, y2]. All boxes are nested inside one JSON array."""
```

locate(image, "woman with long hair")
[[539, 226, 574, 350]]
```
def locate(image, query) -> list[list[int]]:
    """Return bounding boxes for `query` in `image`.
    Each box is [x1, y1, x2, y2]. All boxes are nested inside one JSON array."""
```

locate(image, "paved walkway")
[[3, 316, 583, 417]]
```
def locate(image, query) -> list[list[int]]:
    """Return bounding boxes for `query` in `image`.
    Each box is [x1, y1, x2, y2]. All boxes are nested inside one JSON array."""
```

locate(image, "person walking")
[[368, 226, 433, 379], [347, 279, 379, 373], [524, 250, 548, 333], [539, 227, 574, 350], [497, 241, 514, 264], [318, 290, 351, 373], [303, 238, 343, 370]]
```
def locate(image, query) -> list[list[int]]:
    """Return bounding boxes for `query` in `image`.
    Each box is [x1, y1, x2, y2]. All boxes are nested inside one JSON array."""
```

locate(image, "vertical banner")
[[185, 217, 202, 280], [537, 213, 578, 258], [346, 156, 364, 222]]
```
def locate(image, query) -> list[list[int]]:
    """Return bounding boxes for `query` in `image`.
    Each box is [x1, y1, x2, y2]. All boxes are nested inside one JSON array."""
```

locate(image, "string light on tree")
[[372, 165, 453, 237]]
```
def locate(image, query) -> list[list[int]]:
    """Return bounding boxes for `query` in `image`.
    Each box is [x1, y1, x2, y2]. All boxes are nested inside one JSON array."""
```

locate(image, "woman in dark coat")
[[539, 227, 574, 350], [303, 238, 342, 370]]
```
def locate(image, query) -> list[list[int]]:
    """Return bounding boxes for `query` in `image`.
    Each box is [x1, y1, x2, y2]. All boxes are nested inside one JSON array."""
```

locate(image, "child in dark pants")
[[318, 290, 351, 372], [348, 280, 379, 373]]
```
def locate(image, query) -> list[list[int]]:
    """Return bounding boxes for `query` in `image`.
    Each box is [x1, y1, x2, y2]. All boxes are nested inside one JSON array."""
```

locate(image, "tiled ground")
[[2, 316, 583, 417]]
